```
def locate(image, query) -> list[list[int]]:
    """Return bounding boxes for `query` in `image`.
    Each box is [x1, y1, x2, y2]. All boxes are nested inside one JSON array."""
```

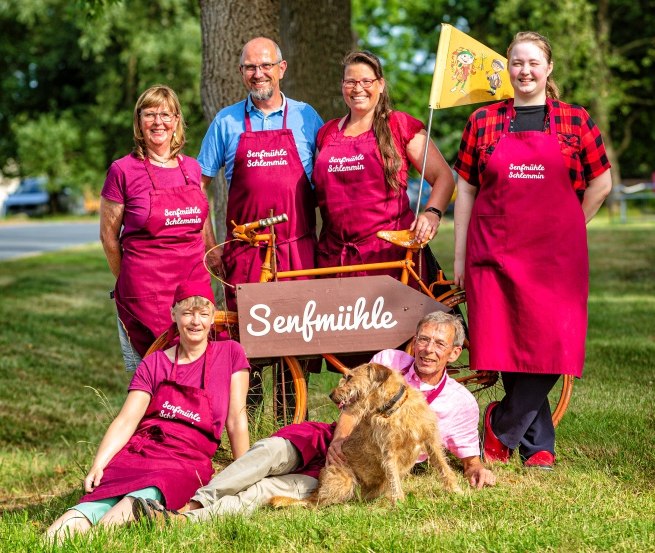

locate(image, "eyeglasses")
[[240, 61, 282, 74], [141, 111, 176, 123], [342, 78, 379, 89], [415, 335, 452, 350]]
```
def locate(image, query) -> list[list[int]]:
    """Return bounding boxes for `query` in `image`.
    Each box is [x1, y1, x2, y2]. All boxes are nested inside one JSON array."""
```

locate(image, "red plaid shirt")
[[453, 99, 611, 190]]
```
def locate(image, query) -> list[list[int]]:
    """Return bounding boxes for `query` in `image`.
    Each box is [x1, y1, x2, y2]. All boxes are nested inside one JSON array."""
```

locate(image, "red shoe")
[[481, 402, 511, 463], [523, 450, 555, 470]]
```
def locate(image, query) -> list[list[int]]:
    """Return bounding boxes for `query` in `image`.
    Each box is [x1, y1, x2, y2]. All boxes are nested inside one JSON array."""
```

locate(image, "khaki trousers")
[[185, 437, 318, 520]]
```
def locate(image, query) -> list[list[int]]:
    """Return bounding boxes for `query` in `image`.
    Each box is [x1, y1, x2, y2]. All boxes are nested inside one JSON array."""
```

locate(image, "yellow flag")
[[429, 23, 513, 109]]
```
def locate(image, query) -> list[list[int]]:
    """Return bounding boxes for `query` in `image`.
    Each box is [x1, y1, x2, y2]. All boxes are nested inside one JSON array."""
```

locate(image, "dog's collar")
[[377, 384, 408, 417]]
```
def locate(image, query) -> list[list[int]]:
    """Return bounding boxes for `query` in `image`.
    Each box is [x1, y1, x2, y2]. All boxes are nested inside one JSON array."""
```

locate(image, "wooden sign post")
[[236, 276, 448, 358]]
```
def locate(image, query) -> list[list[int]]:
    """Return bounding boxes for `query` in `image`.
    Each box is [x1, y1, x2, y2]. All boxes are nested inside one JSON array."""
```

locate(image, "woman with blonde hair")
[[100, 85, 214, 371], [46, 282, 250, 541]]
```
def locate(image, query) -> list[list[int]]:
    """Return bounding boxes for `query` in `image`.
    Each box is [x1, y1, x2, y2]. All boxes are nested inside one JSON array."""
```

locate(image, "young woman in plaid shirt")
[[453, 31, 612, 469]]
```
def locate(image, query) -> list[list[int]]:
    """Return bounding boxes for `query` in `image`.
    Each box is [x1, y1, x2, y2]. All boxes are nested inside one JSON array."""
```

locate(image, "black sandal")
[[132, 497, 182, 526], [132, 497, 152, 523]]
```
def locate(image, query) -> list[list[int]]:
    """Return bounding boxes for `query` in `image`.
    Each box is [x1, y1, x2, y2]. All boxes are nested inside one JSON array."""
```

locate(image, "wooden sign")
[[236, 276, 448, 358]]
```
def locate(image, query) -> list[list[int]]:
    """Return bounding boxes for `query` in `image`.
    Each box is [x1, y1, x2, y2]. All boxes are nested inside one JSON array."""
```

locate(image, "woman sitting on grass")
[[46, 281, 249, 542]]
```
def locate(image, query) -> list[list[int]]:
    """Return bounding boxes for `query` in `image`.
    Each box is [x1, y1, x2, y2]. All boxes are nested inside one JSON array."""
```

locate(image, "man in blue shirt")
[[198, 37, 323, 311]]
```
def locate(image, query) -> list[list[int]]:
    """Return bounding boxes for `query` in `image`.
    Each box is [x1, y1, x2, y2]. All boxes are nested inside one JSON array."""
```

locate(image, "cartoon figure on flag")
[[414, 23, 515, 220], [486, 59, 505, 95], [450, 47, 477, 94], [429, 23, 513, 109]]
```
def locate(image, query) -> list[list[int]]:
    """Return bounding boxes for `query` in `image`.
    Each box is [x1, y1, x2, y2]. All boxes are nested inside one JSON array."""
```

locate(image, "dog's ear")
[[366, 362, 392, 384]]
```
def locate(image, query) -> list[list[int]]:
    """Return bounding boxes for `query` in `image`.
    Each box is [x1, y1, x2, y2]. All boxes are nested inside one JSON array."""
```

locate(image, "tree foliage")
[[1, 0, 651, 197], [352, 0, 655, 181], [0, 0, 203, 194]]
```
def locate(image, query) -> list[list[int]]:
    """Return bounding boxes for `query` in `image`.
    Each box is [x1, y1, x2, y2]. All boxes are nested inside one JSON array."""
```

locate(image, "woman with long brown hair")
[[312, 51, 455, 281]]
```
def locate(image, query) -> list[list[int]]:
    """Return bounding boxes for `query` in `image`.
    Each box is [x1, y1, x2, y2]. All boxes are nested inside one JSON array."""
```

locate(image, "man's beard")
[[250, 83, 274, 101]]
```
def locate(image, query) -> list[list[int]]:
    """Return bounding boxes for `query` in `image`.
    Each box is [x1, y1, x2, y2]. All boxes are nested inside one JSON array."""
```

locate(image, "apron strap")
[[143, 156, 191, 189], [172, 342, 212, 389], [326, 226, 387, 267], [400, 363, 447, 405], [244, 101, 288, 132], [423, 372, 447, 404], [177, 155, 191, 185]]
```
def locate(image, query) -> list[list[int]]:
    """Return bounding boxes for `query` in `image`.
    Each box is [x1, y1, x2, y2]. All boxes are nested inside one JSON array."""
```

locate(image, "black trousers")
[[493, 372, 560, 459]]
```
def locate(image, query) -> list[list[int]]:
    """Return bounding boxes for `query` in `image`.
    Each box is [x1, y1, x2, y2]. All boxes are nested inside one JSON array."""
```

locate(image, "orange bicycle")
[[147, 213, 573, 428]]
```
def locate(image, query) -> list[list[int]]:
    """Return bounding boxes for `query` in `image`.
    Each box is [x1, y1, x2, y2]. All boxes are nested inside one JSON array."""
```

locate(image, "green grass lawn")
[[0, 218, 654, 552]]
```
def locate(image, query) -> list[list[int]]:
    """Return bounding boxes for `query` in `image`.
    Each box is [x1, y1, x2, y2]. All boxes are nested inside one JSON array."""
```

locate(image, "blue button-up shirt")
[[198, 94, 323, 185]]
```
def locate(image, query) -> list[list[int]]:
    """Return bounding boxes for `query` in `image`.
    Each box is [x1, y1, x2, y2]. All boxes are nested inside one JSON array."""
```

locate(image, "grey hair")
[[172, 296, 215, 314], [415, 311, 465, 347]]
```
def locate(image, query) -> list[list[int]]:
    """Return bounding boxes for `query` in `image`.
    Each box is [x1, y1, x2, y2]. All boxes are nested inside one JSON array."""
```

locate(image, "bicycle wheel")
[[247, 356, 307, 429], [412, 288, 574, 427], [146, 311, 308, 429]]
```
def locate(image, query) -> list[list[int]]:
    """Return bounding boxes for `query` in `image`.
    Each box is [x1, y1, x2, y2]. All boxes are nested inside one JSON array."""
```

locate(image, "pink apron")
[[313, 119, 417, 279], [466, 102, 588, 377], [273, 421, 337, 479], [114, 157, 210, 356], [80, 343, 220, 510], [223, 104, 316, 310]]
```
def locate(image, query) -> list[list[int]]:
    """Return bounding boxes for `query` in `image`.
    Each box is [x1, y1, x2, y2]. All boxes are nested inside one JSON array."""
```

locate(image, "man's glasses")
[[241, 61, 282, 74], [342, 78, 379, 89], [141, 111, 176, 123], [415, 335, 451, 351]]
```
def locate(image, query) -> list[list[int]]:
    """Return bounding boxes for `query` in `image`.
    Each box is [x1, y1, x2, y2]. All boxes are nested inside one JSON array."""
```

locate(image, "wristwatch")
[[425, 207, 443, 220]]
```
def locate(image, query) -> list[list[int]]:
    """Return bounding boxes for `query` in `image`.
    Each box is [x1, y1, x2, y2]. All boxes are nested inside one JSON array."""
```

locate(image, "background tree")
[[0, 0, 203, 204], [11, 111, 103, 210], [0, 0, 652, 212]]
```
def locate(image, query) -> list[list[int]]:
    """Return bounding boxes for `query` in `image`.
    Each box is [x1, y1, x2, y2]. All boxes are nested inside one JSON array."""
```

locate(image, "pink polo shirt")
[[370, 349, 480, 459]]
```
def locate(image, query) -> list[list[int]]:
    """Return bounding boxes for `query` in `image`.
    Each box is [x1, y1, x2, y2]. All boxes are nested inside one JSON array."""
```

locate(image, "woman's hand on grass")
[[84, 466, 104, 493]]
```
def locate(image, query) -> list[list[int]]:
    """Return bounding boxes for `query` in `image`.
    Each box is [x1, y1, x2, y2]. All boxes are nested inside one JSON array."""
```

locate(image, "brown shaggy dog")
[[270, 362, 461, 508]]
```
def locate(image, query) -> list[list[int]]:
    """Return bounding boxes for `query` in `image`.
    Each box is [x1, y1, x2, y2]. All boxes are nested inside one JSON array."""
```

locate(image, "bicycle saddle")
[[376, 229, 428, 250]]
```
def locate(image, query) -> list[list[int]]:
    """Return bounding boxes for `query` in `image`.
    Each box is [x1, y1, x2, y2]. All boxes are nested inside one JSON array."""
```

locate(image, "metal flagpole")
[[414, 107, 436, 278], [414, 107, 435, 219]]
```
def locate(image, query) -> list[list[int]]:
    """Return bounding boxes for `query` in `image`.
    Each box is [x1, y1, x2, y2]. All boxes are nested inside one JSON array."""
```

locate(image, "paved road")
[[0, 221, 100, 260]]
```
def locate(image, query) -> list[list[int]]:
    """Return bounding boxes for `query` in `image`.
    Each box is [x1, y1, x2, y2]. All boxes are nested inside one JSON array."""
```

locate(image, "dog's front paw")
[[448, 482, 464, 494], [268, 496, 307, 508], [387, 491, 406, 505]]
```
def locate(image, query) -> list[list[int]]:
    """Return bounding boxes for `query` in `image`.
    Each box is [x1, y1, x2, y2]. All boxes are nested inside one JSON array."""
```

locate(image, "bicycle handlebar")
[[231, 213, 289, 241]]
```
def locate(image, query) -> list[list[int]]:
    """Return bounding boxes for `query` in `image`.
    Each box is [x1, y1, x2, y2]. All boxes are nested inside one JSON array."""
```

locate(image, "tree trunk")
[[200, 0, 281, 120], [280, 0, 354, 121]]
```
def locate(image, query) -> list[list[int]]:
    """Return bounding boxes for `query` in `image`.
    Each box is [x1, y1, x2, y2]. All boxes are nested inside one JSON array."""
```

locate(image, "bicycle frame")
[[230, 218, 460, 375], [233, 225, 435, 297]]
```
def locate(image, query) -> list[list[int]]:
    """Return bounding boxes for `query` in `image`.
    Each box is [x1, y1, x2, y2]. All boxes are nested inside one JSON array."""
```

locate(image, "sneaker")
[[481, 402, 511, 463], [523, 450, 555, 470]]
